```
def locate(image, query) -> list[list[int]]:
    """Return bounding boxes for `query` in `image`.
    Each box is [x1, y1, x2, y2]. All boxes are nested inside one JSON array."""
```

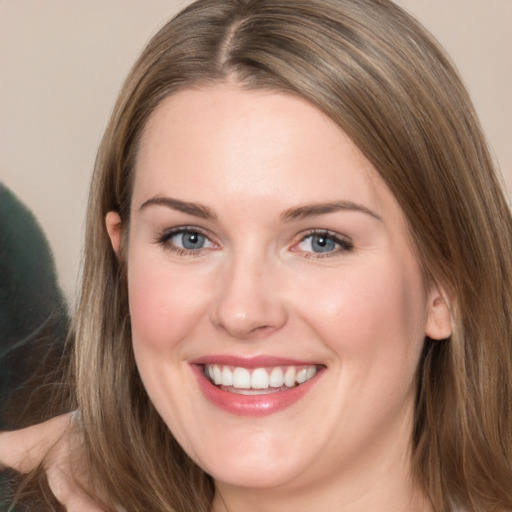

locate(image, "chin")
[[175, 423, 316, 490], [203, 455, 307, 490]]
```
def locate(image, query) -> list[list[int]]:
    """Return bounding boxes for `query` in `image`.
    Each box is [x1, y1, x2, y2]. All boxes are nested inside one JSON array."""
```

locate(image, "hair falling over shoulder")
[[14, 0, 512, 510]]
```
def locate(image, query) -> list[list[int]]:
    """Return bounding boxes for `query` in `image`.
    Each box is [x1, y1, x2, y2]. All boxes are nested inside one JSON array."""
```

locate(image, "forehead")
[[132, 84, 397, 221]]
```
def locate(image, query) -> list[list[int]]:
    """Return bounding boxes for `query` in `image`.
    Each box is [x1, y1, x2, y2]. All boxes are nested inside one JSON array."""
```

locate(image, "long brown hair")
[[54, 0, 512, 510]]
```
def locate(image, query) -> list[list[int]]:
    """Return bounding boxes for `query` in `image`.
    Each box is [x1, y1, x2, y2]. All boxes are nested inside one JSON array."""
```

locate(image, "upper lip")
[[189, 355, 322, 368]]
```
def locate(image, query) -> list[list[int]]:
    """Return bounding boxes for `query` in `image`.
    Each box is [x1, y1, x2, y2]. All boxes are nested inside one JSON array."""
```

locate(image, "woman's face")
[[107, 85, 450, 494]]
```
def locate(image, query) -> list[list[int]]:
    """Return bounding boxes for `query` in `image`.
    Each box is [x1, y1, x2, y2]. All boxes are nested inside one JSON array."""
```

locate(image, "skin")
[[0, 413, 104, 512], [106, 84, 451, 512]]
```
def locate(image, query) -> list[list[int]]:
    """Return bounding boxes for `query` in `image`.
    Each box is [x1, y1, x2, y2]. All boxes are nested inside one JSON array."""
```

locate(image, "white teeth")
[[213, 365, 222, 385], [251, 368, 269, 389], [221, 366, 233, 386], [205, 364, 318, 391], [306, 366, 316, 380], [296, 368, 308, 384], [284, 367, 296, 387], [233, 367, 251, 389], [269, 367, 284, 387]]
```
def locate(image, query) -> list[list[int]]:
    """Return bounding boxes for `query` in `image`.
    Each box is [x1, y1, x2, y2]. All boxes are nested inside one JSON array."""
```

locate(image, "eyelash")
[[155, 227, 353, 258], [293, 230, 354, 259], [155, 226, 215, 257]]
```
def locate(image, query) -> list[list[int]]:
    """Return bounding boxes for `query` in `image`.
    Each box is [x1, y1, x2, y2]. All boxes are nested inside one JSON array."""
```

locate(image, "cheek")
[[292, 258, 429, 446], [297, 256, 428, 370], [126, 252, 213, 354], [125, 253, 210, 449]]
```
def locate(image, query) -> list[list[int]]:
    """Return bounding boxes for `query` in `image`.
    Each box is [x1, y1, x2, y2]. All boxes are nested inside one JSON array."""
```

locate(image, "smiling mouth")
[[203, 364, 320, 395]]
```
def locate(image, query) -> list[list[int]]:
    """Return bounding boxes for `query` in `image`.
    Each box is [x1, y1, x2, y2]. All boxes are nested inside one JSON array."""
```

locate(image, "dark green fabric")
[[0, 183, 70, 511], [0, 183, 68, 430]]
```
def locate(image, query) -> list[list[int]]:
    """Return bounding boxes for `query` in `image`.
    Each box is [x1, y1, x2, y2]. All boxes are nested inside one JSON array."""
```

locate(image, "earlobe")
[[425, 286, 452, 340], [105, 211, 122, 255]]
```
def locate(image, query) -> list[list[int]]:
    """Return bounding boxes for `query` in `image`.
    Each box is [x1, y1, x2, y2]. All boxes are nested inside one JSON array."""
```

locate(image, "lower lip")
[[192, 365, 323, 417]]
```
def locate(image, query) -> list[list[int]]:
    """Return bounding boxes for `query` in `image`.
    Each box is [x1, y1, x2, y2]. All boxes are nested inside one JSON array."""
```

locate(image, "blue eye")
[[176, 231, 206, 249], [296, 231, 352, 255], [157, 228, 215, 254], [309, 234, 337, 253]]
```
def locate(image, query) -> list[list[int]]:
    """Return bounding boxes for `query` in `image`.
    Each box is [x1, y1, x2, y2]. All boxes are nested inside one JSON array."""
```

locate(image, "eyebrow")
[[139, 196, 380, 223], [139, 196, 216, 220], [280, 201, 381, 222]]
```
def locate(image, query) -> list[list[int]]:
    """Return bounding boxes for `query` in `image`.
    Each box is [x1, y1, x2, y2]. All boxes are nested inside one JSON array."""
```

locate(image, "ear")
[[425, 285, 452, 340], [105, 211, 122, 256]]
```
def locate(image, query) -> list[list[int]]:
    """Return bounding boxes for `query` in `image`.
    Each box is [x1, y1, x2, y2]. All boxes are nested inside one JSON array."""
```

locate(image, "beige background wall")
[[1, 0, 511, 304]]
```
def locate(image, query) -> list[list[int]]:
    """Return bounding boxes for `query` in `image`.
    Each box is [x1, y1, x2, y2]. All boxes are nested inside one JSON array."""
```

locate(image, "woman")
[[3, 0, 512, 510]]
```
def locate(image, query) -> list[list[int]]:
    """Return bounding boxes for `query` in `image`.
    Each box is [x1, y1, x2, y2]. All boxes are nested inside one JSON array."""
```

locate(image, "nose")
[[210, 254, 288, 340]]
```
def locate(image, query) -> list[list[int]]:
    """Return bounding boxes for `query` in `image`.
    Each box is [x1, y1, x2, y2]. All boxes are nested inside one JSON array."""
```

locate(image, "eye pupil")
[[182, 232, 204, 249]]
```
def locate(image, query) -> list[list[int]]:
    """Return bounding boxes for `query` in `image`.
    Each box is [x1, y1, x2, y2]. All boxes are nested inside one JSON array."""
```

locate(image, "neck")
[[213, 469, 431, 512]]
